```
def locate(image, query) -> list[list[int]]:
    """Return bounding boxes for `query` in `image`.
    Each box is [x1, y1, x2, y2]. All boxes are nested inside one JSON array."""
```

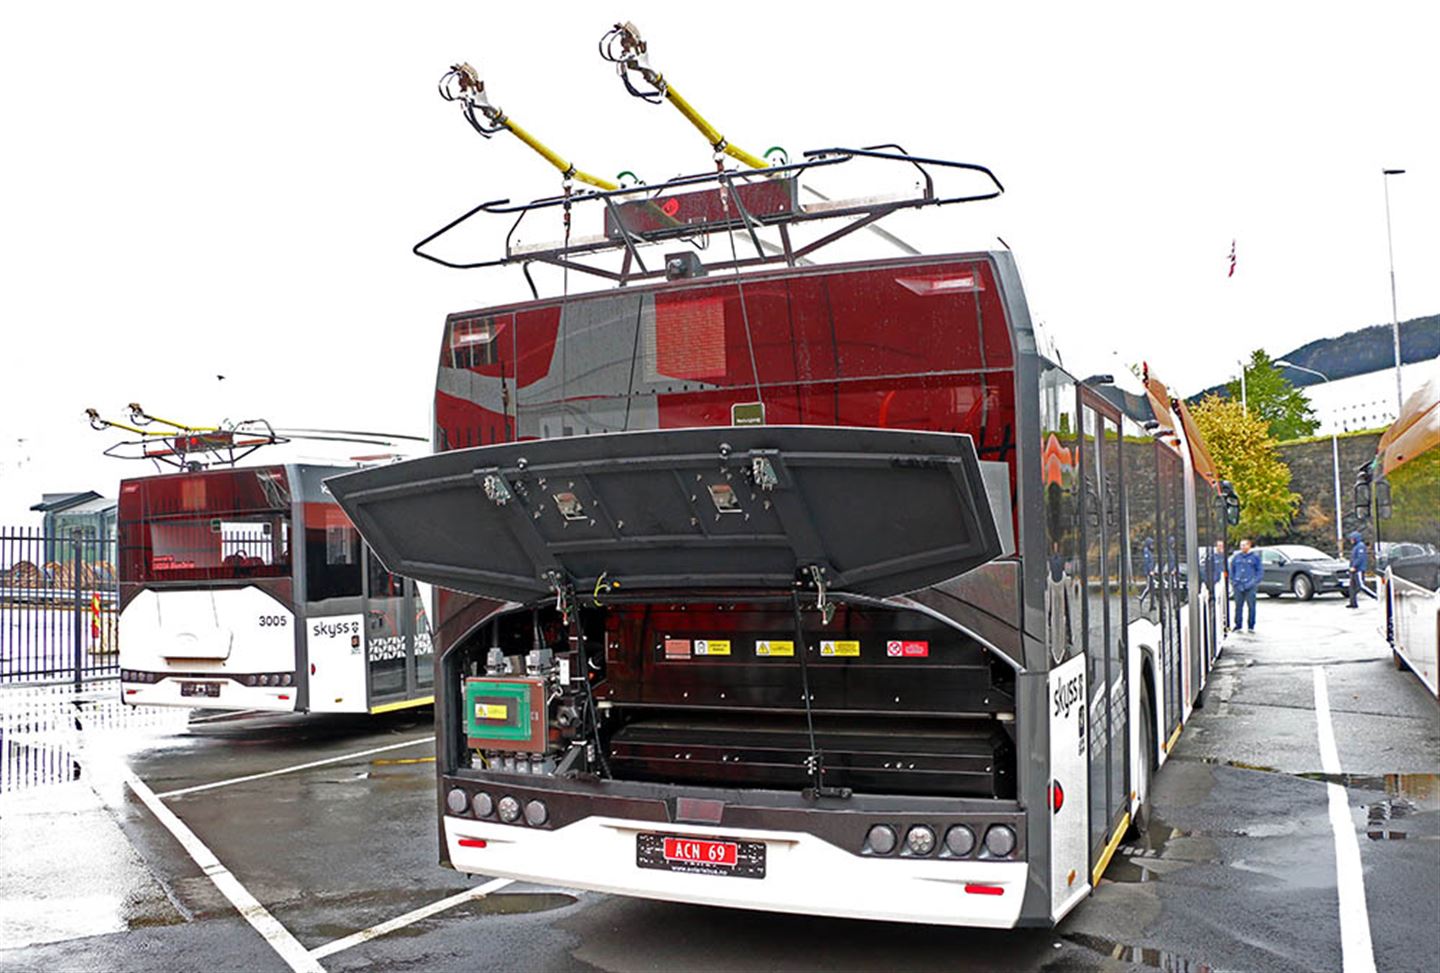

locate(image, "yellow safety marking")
[[1163, 723, 1183, 753], [820, 640, 860, 658], [371, 756, 436, 767], [474, 703, 509, 720], [694, 639, 731, 656], [1091, 812, 1132, 887], [755, 640, 794, 657], [369, 695, 435, 715]]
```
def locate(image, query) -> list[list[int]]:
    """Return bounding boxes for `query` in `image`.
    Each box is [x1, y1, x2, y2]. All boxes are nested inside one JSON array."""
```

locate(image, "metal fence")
[[0, 528, 118, 685]]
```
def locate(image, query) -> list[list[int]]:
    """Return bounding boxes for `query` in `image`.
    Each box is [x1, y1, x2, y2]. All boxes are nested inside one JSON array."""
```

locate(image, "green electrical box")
[[464, 677, 547, 752]]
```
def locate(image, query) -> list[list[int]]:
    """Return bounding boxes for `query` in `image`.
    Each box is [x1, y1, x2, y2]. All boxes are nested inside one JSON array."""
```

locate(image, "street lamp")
[[1276, 359, 1343, 558], [1383, 168, 1406, 414], [1236, 359, 1248, 414]]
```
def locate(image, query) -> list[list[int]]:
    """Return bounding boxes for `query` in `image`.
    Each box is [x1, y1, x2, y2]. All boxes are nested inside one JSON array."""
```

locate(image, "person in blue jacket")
[[1346, 531, 1374, 608], [1229, 538, 1262, 632]]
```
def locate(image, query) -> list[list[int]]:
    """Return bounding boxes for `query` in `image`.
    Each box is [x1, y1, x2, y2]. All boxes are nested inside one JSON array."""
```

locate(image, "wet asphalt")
[[1, 596, 1436, 972]]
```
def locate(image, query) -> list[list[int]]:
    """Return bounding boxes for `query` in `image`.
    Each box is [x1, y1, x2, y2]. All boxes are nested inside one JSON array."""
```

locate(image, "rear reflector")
[[964, 883, 1004, 896], [125, 689, 138, 695], [458, 838, 487, 849], [1052, 780, 1065, 813]]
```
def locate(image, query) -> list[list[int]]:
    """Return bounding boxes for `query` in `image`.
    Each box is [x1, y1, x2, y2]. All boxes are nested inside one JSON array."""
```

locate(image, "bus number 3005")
[[258, 615, 289, 627]]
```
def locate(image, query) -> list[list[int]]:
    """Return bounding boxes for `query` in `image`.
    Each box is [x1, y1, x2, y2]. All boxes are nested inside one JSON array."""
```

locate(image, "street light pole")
[[1383, 168, 1406, 414], [1236, 359, 1248, 414], [1278, 359, 1343, 558]]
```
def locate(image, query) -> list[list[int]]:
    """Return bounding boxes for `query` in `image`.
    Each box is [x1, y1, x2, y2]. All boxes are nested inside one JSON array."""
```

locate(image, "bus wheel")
[[1126, 688, 1155, 841]]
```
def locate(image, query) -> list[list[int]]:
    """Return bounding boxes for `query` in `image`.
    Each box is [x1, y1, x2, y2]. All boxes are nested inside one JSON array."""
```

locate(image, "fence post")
[[72, 533, 84, 690]]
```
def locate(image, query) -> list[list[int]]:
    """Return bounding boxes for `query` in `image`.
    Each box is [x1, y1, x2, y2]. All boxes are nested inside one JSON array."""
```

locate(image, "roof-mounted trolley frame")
[[412, 145, 1003, 289]]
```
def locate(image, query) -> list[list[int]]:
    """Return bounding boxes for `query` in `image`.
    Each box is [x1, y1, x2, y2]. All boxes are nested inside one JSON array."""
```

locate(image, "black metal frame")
[[413, 145, 1004, 289]]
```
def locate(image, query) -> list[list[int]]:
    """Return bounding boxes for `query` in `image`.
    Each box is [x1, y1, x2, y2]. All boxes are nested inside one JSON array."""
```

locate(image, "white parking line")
[[156, 735, 432, 798], [122, 765, 325, 973], [1313, 666, 1377, 973], [309, 877, 516, 960]]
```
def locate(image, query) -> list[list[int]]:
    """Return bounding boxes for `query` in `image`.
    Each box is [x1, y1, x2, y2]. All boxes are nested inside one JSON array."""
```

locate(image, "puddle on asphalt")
[[1103, 814, 1229, 884], [471, 892, 579, 916], [1063, 931, 1213, 972]]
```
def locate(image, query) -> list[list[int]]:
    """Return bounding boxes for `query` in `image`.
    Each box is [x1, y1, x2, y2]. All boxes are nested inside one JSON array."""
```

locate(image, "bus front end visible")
[[117, 466, 302, 712], [328, 253, 1105, 928]]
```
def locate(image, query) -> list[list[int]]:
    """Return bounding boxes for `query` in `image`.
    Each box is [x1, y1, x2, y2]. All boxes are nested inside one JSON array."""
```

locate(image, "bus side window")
[[306, 517, 363, 601], [366, 547, 404, 599]]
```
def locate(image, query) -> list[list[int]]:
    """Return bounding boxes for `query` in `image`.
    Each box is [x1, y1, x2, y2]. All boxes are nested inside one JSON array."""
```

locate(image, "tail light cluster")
[[242, 672, 294, 687], [863, 822, 1017, 859], [120, 670, 162, 683], [447, 787, 549, 829]]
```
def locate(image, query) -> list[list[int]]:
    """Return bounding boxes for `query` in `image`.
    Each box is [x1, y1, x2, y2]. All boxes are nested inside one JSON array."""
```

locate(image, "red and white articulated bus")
[[329, 148, 1235, 927], [117, 464, 435, 715], [1358, 368, 1440, 699]]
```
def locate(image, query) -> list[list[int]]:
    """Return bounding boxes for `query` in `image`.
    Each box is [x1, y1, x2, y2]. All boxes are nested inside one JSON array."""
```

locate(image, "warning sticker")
[[664, 638, 692, 660], [755, 640, 794, 657], [694, 639, 731, 656], [475, 703, 509, 720], [819, 640, 860, 658], [886, 640, 930, 658]]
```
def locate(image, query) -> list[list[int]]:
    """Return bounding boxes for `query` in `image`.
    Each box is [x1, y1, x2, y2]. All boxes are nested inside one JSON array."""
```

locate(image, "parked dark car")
[[1256, 545, 1351, 600]]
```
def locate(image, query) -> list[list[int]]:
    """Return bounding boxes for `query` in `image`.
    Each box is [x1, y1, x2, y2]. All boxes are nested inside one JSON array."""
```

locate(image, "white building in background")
[[1301, 358, 1440, 434]]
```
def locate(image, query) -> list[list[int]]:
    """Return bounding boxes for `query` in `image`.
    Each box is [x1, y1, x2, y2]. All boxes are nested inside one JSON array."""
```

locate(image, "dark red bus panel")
[[327, 426, 1001, 604]]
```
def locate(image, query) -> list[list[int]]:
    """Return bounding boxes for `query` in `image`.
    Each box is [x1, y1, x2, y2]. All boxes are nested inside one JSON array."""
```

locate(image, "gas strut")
[[438, 62, 620, 191], [599, 22, 774, 171]]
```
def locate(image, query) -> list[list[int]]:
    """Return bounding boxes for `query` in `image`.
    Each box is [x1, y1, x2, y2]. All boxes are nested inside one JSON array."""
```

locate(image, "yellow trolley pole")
[[600, 23, 771, 171], [440, 63, 619, 192]]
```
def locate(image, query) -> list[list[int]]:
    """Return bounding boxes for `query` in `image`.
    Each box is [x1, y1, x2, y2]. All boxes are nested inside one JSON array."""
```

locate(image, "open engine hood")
[[326, 426, 1002, 604]]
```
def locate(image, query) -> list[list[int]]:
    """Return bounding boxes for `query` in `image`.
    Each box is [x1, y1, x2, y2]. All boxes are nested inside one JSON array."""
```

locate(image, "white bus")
[[1359, 369, 1440, 699], [117, 463, 434, 715]]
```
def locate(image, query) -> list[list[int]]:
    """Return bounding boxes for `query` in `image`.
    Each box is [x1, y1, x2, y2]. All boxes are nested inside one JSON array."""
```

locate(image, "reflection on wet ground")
[[1061, 931, 1213, 973], [0, 682, 188, 796]]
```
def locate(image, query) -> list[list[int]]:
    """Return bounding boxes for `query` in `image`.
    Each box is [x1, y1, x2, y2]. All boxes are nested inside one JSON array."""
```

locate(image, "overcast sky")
[[2, 2, 1436, 521]]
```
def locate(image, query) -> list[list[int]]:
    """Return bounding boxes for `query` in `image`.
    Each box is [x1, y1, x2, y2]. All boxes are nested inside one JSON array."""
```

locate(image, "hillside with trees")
[[1192, 313, 1439, 400]]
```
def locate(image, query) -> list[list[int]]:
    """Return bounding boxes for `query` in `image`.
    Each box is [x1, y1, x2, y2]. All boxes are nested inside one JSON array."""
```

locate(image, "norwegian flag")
[[1228, 239, 1237, 278]]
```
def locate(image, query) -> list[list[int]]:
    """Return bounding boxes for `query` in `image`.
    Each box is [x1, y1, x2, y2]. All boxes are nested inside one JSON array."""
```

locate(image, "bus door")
[[1081, 397, 1130, 864], [362, 545, 416, 708]]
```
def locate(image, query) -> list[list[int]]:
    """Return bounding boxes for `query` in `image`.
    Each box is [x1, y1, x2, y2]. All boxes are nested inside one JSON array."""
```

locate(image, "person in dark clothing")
[[1346, 531, 1376, 608], [1229, 538, 1262, 632]]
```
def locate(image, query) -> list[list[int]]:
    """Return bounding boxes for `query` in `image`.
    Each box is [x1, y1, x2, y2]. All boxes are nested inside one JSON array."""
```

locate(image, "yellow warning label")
[[694, 639, 731, 656], [820, 640, 860, 657], [755, 640, 794, 657], [475, 703, 509, 720]]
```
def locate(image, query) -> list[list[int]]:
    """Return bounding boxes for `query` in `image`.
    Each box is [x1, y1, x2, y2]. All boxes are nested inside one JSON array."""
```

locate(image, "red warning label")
[[664, 638, 692, 660], [886, 640, 930, 658]]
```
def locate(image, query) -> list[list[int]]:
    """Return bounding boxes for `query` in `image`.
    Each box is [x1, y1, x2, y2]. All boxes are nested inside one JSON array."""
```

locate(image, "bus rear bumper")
[[121, 677, 298, 712], [443, 814, 1028, 928]]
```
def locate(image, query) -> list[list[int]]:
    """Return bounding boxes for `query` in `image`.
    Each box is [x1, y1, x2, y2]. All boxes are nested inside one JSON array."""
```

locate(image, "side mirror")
[[1375, 478, 1392, 520], [1354, 479, 1372, 519]]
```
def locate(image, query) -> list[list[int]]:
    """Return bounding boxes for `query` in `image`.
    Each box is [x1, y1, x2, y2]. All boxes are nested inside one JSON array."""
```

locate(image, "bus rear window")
[[119, 468, 293, 583]]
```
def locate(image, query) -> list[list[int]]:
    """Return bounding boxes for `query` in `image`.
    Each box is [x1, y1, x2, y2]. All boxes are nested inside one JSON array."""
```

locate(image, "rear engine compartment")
[[452, 599, 1017, 800]]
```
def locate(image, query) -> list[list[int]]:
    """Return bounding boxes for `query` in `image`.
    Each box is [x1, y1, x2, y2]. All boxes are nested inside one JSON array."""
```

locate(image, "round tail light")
[[865, 824, 897, 855], [984, 824, 1017, 858], [472, 792, 494, 818], [904, 825, 937, 856], [944, 825, 976, 857], [524, 799, 549, 827], [497, 795, 521, 823], [445, 787, 468, 815]]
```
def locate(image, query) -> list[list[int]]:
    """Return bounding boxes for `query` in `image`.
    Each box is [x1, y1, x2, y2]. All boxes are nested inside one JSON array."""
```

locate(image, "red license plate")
[[636, 832, 766, 878], [663, 837, 737, 867]]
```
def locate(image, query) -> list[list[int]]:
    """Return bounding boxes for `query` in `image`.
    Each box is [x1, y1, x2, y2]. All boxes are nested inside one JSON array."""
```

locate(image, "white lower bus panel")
[[442, 813, 1027, 927]]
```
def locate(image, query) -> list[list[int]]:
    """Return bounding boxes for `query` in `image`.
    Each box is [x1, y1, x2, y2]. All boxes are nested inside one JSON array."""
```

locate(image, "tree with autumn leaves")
[[1192, 395, 1301, 539]]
